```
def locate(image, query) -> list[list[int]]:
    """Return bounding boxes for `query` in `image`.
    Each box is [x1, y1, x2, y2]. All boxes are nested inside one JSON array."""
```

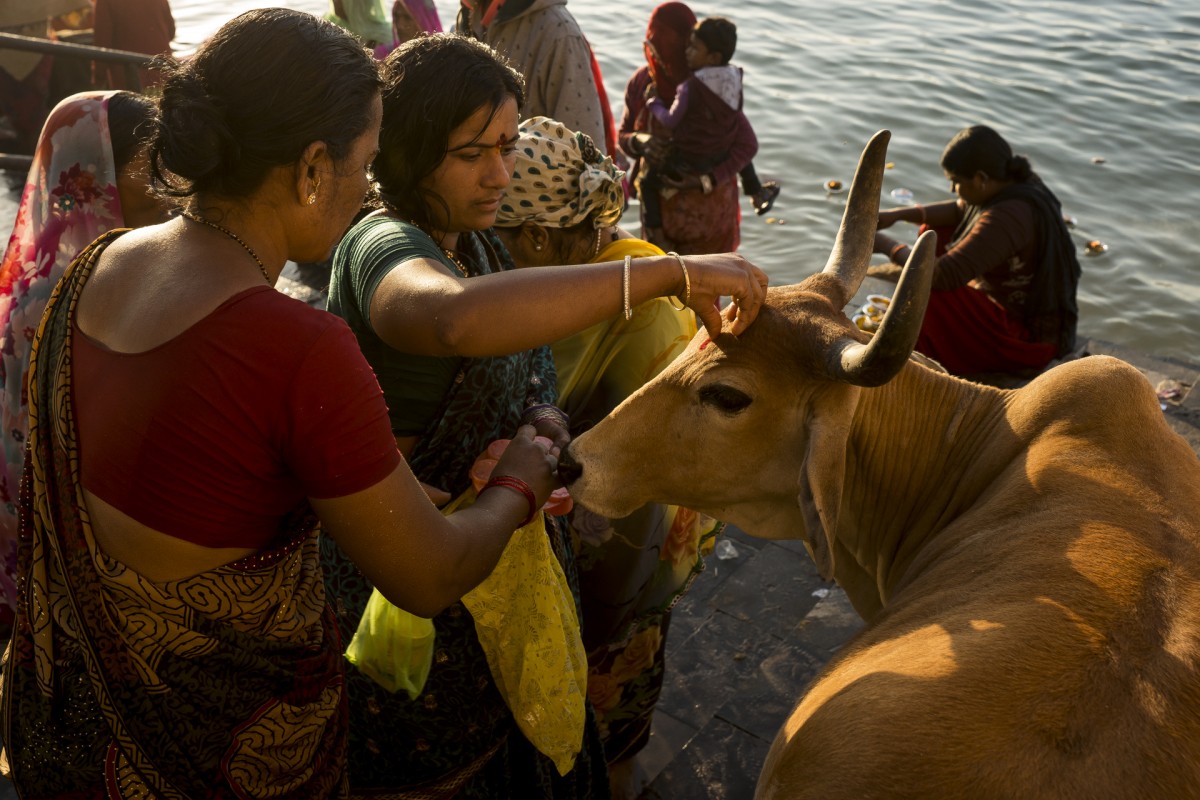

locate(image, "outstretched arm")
[[369, 250, 769, 354]]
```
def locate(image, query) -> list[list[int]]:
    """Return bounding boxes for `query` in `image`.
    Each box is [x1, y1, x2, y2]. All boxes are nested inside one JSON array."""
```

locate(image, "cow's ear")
[[796, 390, 857, 580]]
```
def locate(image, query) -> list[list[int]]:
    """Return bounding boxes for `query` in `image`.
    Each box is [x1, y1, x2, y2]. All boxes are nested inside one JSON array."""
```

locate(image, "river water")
[[5, 0, 1198, 361]]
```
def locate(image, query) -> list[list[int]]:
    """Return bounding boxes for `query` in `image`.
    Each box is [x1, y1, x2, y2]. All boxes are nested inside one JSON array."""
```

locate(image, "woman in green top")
[[325, 32, 767, 799]]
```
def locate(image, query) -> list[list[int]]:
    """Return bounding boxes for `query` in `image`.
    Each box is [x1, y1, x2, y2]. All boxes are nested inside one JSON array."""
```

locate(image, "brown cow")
[[561, 131, 1200, 799]]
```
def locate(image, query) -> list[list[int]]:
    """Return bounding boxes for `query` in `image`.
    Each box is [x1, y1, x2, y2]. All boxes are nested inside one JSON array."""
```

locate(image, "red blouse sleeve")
[[283, 321, 401, 499]]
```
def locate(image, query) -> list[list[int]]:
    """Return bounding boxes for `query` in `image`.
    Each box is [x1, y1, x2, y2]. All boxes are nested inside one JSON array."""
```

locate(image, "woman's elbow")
[[374, 582, 458, 619]]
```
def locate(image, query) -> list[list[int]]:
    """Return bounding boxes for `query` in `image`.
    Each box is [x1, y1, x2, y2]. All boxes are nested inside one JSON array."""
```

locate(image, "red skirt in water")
[[917, 284, 1057, 376], [908, 222, 1057, 376]]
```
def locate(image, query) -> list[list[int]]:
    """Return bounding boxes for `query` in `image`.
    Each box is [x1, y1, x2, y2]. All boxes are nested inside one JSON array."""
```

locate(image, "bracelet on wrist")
[[889, 242, 908, 262], [665, 251, 690, 311], [622, 255, 633, 320], [520, 403, 569, 429], [481, 475, 538, 527]]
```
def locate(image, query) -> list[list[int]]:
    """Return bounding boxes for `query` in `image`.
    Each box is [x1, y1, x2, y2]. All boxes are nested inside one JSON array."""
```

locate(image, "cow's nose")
[[558, 448, 582, 485]]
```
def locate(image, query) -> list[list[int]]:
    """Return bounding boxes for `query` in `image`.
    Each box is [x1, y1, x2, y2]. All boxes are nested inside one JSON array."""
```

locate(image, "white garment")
[[694, 64, 742, 111]]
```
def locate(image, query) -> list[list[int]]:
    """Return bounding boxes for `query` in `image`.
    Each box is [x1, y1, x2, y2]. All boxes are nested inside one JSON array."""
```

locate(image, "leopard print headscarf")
[[495, 116, 625, 230]]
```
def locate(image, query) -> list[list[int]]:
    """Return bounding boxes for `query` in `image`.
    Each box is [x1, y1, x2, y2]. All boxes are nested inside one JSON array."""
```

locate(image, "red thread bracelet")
[[481, 475, 538, 527], [889, 242, 908, 261]]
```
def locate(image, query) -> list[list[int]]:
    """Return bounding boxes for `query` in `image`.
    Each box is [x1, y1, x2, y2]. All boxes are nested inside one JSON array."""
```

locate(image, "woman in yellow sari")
[[493, 116, 722, 791]]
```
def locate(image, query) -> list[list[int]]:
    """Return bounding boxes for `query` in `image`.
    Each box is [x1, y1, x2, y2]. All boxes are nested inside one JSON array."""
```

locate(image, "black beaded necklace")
[[180, 211, 272, 284]]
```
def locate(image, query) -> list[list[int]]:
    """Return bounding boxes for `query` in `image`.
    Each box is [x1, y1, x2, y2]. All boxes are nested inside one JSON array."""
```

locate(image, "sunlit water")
[[4, 0, 1198, 361]]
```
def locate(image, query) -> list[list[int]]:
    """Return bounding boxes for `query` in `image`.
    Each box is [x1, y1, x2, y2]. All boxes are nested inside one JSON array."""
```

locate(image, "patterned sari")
[[0, 233, 349, 798], [0, 91, 127, 616], [321, 229, 608, 799], [560, 236, 722, 762]]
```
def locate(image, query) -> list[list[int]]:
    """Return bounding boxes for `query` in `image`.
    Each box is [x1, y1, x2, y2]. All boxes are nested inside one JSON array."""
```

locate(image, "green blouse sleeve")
[[328, 216, 465, 436]]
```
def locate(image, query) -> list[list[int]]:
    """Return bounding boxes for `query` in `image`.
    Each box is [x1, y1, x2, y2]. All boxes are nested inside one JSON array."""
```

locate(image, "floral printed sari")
[[561, 236, 722, 762], [0, 91, 126, 615]]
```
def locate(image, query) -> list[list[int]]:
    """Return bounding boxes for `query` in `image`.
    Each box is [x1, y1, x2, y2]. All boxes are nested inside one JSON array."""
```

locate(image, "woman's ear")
[[297, 141, 330, 207], [521, 222, 552, 258]]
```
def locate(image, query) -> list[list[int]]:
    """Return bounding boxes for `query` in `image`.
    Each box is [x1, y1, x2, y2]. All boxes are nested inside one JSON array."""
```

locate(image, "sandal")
[[753, 182, 781, 216]]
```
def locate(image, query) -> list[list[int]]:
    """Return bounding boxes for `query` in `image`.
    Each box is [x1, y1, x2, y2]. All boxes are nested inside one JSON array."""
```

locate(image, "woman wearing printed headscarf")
[[619, 1, 757, 255], [493, 115, 723, 796], [0, 90, 164, 623]]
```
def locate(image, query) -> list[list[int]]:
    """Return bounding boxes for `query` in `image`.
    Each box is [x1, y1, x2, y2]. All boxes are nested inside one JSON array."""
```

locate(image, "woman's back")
[[75, 228, 396, 580]]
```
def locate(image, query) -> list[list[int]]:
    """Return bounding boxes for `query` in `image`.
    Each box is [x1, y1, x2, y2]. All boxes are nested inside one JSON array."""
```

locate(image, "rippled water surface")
[[6, 0, 1198, 360]]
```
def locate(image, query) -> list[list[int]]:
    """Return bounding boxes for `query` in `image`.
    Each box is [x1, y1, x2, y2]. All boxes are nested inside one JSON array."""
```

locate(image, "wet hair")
[[694, 17, 737, 65], [372, 33, 524, 231], [940, 125, 1033, 183], [149, 8, 382, 198], [106, 91, 156, 172]]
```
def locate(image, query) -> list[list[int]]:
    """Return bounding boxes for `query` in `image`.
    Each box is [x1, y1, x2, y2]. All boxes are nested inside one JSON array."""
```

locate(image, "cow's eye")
[[698, 384, 752, 414]]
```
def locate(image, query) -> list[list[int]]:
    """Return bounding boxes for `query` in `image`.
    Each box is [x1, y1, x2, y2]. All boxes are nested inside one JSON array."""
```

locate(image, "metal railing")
[[1, 32, 155, 173]]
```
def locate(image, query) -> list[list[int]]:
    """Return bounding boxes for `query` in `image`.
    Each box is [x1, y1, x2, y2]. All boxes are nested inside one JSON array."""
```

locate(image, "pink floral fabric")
[[0, 91, 123, 611]]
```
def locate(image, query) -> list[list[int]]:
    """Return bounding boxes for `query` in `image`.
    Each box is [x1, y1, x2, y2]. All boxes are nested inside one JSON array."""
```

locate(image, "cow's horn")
[[821, 129, 890, 300], [828, 229, 937, 387]]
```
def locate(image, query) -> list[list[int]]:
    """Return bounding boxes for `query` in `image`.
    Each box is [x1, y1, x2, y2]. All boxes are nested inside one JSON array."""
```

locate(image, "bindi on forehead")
[[450, 130, 519, 153]]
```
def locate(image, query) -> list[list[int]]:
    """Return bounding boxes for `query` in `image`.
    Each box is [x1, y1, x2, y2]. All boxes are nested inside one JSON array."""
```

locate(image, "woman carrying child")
[[620, 2, 758, 255]]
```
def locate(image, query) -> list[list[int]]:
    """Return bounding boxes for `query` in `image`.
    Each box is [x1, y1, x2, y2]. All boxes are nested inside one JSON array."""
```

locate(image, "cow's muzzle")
[[557, 447, 583, 485]]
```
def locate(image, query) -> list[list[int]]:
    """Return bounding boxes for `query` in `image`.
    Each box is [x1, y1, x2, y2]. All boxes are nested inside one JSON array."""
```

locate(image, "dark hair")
[[107, 91, 156, 172], [373, 33, 524, 231], [940, 125, 1033, 183], [694, 17, 737, 64], [150, 8, 382, 198]]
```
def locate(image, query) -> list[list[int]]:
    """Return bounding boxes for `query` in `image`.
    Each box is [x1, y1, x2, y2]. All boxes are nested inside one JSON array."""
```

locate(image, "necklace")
[[180, 210, 272, 284], [442, 247, 474, 278]]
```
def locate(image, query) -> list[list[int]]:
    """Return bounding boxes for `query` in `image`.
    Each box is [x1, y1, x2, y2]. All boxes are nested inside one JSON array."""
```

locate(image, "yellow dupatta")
[[551, 238, 697, 424]]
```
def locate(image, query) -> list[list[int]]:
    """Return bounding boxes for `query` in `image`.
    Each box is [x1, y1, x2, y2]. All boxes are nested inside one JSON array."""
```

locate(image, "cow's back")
[[758, 356, 1200, 799]]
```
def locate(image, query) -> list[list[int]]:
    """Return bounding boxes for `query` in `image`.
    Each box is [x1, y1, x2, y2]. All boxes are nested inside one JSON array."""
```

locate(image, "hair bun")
[[153, 68, 240, 190]]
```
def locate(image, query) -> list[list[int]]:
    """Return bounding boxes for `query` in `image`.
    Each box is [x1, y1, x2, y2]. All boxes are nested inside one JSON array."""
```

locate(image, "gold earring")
[[307, 192, 317, 205], [534, 243, 543, 251], [308, 176, 321, 205]]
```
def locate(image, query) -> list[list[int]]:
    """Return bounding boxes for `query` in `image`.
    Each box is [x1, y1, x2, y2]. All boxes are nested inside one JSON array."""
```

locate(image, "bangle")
[[481, 475, 538, 527], [665, 251, 690, 311], [699, 174, 714, 194], [623, 255, 632, 320], [889, 242, 908, 262], [521, 403, 569, 429], [916, 204, 926, 225]]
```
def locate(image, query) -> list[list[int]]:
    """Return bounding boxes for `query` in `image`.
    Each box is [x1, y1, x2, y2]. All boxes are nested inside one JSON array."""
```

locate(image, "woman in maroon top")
[[871, 125, 1082, 376], [0, 9, 561, 798]]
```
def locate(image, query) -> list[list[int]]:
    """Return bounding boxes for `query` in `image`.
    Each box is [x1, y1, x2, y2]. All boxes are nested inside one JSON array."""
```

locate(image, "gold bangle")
[[665, 251, 689, 310], [623, 255, 633, 320]]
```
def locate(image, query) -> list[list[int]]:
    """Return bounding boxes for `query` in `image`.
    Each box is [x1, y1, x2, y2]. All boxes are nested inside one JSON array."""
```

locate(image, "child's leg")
[[740, 162, 763, 196], [743, 161, 781, 216], [639, 165, 665, 228]]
